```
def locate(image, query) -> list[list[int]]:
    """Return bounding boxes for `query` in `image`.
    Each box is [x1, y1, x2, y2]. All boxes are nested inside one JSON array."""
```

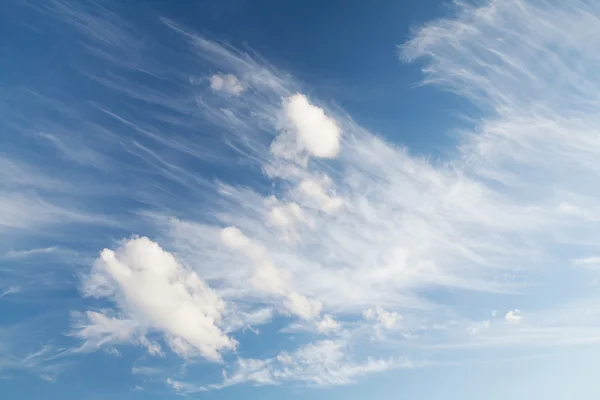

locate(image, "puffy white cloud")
[[264, 196, 310, 241], [316, 314, 341, 333], [284, 292, 322, 320], [251, 262, 288, 295], [363, 307, 400, 329], [297, 178, 344, 213], [505, 310, 522, 325], [209, 73, 245, 95], [220, 226, 288, 295], [265, 198, 305, 228], [276, 93, 341, 159], [79, 237, 236, 361]]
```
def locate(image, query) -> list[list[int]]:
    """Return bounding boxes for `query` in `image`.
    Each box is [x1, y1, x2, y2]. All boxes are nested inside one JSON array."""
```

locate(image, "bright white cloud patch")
[[316, 314, 341, 333], [297, 177, 344, 213], [276, 93, 341, 159], [363, 307, 401, 330], [209, 73, 244, 95], [79, 237, 236, 361], [505, 310, 522, 325]]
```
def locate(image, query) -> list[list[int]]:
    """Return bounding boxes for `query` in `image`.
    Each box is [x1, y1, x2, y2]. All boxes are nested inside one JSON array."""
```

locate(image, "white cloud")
[[78, 237, 236, 361], [297, 178, 344, 213], [1, 247, 60, 259], [316, 314, 341, 333], [209, 73, 245, 95], [220, 226, 288, 295], [250, 262, 288, 295], [505, 310, 522, 325], [363, 307, 402, 339], [264, 196, 310, 241], [0, 286, 21, 299], [572, 256, 600, 269], [273, 94, 341, 159], [219, 226, 322, 320], [265, 197, 305, 229], [363, 307, 401, 330], [468, 320, 491, 335], [170, 339, 408, 392], [284, 292, 322, 320]]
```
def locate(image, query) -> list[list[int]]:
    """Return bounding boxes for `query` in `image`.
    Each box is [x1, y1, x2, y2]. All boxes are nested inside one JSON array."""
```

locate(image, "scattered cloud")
[[0, 286, 21, 299], [274, 93, 341, 159], [505, 310, 522, 325], [572, 256, 600, 270], [169, 339, 410, 392], [209, 73, 245, 95], [363, 307, 401, 330], [77, 237, 236, 361]]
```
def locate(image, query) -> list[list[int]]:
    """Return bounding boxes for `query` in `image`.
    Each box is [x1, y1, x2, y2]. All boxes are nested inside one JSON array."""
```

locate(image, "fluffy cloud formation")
[[363, 307, 400, 330], [272, 94, 341, 159], [316, 314, 341, 333], [78, 237, 236, 361], [209, 73, 245, 95], [505, 310, 522, 325]]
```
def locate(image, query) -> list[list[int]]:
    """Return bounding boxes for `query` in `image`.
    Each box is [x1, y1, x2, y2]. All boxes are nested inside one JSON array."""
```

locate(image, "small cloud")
[[40, 374, 56, 383], [505, 310, 522, 325], [131, 366, 162, 376], [0, 286, 21, 299], [275, 93, 341, 159], [209, 73, 245, 95], [297, 177, 344, 214], [316, 314, 341, 333], [572, 256, 600, 270], [1, 247, 60, 259], [468, 320, 491, 335], [363, 307, 401, 330], [284, 292, 322, 320]]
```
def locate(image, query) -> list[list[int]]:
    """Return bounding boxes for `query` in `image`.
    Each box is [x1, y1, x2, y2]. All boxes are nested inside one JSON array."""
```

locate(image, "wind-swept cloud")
[[6, 0, 600, 395], [168, 338, 410, 392], [0, 286, 21, 299]]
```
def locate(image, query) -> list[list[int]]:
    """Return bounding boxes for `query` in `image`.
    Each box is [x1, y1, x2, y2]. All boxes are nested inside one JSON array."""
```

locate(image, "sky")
[[2, 0, 600, 399]]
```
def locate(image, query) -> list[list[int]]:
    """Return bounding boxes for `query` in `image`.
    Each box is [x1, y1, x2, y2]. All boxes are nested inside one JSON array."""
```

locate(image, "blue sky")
[[2, 0, 600, 399]]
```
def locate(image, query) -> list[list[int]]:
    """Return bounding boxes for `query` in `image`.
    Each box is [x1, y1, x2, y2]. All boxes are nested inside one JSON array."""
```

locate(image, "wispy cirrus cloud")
[[4, 0, 600, 394]]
